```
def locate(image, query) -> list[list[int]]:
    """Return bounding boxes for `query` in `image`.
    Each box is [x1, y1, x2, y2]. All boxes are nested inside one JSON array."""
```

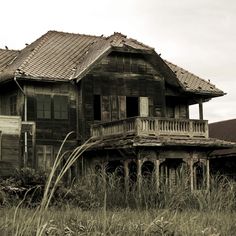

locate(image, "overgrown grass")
[[1, 207, 236, 235], [1, 133, 236, 235]]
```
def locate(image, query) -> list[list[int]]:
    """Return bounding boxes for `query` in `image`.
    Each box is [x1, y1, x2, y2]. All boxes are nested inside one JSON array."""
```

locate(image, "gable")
[[92, 51, 162, 76]]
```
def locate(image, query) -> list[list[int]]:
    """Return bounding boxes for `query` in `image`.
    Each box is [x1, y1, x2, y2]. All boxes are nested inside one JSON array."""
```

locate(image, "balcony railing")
[[91, 117, 209, 139]]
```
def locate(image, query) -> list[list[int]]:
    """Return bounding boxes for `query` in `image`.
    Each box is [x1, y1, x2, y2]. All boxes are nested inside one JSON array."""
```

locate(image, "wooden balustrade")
[[91, 117, 208, 139]]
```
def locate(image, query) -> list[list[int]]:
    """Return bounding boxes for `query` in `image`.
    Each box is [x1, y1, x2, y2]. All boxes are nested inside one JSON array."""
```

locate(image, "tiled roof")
[[0, 30, 223, 96], [165, 60, 224, 95], [0, 49, 19, 71]]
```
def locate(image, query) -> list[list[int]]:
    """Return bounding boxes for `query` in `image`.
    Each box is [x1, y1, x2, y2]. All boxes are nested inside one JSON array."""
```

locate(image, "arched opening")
[[128, 161, 137, 184], [160, 159, 187, 188], [142, 161, 154, 180], [194, 162, 205, 190], [106, 160, 124, 177]]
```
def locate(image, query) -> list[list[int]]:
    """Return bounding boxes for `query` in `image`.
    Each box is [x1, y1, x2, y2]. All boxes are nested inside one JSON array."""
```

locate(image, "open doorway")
[[126, 97, 139, 118]]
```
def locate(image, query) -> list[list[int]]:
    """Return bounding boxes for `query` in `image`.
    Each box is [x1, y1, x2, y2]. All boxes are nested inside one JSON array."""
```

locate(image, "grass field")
[[1, 206, 236, 235], [1, 140, 236, 235]]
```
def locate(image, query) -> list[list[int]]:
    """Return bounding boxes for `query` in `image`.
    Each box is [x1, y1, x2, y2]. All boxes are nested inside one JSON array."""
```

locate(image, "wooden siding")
[[26, 82, 77, 145], [0, 116, 21, 176], [79, 52, 166, 139]]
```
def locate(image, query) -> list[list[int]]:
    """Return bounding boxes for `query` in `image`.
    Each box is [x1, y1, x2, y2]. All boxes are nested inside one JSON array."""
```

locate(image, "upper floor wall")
[[78, 51, 190, 139]]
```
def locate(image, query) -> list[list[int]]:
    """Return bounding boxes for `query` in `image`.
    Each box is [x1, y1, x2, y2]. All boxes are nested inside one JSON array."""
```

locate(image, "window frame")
[[36, 94, 52, 120], [53, 95, 69, 120]]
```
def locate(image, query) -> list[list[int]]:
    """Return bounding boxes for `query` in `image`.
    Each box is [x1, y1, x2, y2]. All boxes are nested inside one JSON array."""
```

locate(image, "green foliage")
[[13, 168, 48, 187], [0, 168, 48, 206]]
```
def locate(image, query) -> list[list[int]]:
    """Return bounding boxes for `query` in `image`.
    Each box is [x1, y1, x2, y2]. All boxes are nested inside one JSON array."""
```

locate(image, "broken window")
[[54, 95, 68, 120]]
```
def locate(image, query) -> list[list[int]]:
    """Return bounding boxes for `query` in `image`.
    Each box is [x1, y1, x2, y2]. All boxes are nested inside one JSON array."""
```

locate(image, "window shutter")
[[139, 97, 149, 117]]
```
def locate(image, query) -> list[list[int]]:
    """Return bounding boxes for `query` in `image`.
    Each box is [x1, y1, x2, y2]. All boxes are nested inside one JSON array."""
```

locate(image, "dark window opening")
[[36, 95, 51, 119], [54, 95, 68, 120], [10, 95, 17, 115], [126, 97, 139, 118], [94, 95, 101, 120]]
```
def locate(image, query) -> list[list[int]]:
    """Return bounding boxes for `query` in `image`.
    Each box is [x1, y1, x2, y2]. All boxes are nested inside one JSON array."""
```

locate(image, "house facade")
[[0, 31, 234, 189]]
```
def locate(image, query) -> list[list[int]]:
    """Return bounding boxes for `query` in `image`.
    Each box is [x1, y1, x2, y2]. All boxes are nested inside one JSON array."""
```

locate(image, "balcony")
[[91, 117, 209, 140]]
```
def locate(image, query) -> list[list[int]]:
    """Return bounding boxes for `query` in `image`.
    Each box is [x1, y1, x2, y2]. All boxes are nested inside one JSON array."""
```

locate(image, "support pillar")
[[137, 159, 142, 199], [206, 159, 210, 190], [190, 158, 194, 191], [124, 160, 129, 195], [199, 99, 203, 120], [154, 159, 160, 192]]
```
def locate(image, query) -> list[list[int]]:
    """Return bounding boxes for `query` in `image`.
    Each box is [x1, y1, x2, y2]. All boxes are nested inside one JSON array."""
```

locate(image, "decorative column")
[[206, 159, 210, 190], [199, 99, 203, 120], [124, 160, 129, 196], [154, 159, 160, 192], [137, 159, 142, 199], [190, 158, 194, 191]]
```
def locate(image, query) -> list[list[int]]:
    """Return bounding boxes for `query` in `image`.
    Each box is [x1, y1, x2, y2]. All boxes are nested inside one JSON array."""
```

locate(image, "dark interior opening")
[[126, 96, 139, 117], [129, 161, 137, 183], [106, 161, 124, 177], [93, 95, 101, 120], [142, 161, 155, 178], [195, 163, 204, 190]]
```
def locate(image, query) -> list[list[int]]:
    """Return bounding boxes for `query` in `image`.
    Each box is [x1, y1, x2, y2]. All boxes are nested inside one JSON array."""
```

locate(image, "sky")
[[0, 0, 235, 123]]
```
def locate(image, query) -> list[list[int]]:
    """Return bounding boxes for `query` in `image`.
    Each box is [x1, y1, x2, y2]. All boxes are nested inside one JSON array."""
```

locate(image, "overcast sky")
[[0, 0, 235, 123]]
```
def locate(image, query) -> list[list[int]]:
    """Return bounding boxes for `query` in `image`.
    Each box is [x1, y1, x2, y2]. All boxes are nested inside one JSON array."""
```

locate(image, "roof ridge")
[[127, 37, 154, 50], [47, 30, 104, 39], [0, 48, 20, 53]]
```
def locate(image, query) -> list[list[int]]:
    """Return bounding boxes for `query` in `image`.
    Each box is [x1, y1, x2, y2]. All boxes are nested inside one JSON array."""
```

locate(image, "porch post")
[[154, 159, 160, 192], [137, 159, 142, 199], [199, 99, 203, 120], [124, 160, 129, 195], [190, 158, 194, 191], [206, 159, 210, 190]]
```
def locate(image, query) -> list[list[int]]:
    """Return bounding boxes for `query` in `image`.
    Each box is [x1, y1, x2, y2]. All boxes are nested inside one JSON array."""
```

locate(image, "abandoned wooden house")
[[0, 30, 234, 190]]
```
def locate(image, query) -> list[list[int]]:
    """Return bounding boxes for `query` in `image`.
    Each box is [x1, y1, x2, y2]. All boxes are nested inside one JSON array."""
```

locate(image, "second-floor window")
[[54, 95, 68, 120], [37, 95, 51, 119], [36, 94, 69, 120], [36, 94, 51, 119]]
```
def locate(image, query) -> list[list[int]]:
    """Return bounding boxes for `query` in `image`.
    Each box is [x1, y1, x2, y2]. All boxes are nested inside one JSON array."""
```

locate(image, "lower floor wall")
[[80, 149, 210, 191]]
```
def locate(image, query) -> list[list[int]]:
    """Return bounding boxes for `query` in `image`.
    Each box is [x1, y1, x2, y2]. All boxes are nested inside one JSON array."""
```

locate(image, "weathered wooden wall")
[[0, 116, 21, 176], [26, 82, 77, 145], [78, 51, 166, 139]]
